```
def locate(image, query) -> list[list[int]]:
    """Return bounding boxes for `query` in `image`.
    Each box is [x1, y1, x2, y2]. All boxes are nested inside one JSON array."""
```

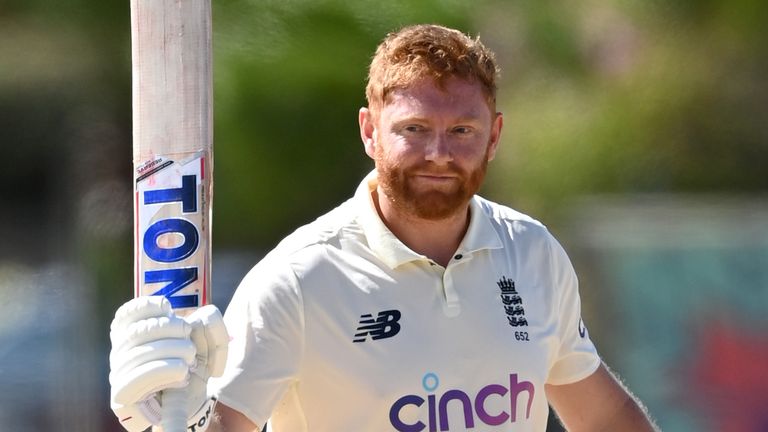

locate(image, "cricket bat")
[[131, 0, 213, 430]]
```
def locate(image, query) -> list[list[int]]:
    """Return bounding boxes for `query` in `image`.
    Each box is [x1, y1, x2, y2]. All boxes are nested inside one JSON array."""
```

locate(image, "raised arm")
[[546, 362, 658, 432]]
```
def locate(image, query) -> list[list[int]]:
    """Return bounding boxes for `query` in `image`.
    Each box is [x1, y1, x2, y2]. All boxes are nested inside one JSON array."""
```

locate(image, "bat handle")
[[161, 387, 188, 432]]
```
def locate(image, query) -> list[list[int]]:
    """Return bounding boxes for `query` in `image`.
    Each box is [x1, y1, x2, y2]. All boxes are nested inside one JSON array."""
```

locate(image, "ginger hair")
[[365, 24, 499, 115]]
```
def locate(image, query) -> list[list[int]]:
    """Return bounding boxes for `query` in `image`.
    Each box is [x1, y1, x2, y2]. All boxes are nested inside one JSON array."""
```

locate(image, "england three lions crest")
[[497, 276, 528, 327]]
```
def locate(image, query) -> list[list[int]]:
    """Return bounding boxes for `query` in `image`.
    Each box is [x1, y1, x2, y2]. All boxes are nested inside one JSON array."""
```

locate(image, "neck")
[[373, 187, 470, 267]]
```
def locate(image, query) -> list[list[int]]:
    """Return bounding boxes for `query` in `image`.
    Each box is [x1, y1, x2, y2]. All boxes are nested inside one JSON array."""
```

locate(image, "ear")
[[486, 112, 504, 161], [359, 107, 376, 159]]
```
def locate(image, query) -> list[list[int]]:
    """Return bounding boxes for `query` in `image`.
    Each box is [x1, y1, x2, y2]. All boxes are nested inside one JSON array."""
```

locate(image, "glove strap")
[[146, 397, 216, 432], [186, 397, 217, 432]]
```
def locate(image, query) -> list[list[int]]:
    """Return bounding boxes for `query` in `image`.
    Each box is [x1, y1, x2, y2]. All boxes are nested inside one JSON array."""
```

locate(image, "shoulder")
[[473, 195, 551, 239], [471, 195, 573, 267], [241, 197, 363, 283], [271, 197, 359, 256], [235, 196, 357, 301]]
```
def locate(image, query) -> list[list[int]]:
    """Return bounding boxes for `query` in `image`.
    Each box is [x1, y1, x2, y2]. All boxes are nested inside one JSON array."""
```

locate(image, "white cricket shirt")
[[210, 172, 600, 431]]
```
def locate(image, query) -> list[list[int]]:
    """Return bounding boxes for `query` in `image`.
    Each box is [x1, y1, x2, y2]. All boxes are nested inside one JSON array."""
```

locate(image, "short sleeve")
[[208, 257, 305, 427], [545, 235, 601, 385]]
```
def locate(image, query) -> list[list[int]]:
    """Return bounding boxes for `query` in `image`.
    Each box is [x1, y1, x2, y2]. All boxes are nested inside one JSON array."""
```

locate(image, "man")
[[110, 24, 658, 431]]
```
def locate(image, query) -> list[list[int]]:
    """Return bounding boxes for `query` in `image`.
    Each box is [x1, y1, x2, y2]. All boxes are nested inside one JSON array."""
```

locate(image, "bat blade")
[[130, 0, 213, 430]]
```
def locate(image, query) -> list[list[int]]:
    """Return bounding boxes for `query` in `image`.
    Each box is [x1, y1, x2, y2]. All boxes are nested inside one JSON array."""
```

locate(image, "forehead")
[[382, 77, 492, 120]]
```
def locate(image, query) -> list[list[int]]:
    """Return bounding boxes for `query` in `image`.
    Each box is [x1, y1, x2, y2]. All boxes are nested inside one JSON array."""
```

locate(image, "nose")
[[424, 133, 453, 164]]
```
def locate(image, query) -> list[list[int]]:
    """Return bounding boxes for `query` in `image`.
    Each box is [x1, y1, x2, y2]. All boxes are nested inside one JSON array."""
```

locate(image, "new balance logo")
[[353, 309, 402, 342]]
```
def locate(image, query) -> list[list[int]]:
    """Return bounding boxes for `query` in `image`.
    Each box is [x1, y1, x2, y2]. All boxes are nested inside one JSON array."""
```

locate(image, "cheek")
[[455, 142, 492, 164], [378, 135, 416, 162]]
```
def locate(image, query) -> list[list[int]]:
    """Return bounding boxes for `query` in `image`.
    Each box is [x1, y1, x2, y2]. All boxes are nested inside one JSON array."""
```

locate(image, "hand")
[[109, 296, 229, 432]]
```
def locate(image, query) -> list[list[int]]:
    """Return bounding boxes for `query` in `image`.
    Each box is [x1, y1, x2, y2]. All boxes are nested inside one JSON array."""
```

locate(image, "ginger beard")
[[374, 142, 490, 221]]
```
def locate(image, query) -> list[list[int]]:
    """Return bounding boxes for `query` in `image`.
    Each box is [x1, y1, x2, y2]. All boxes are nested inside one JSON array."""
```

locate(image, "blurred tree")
[[480, 0, 768, 223], [212, 0, 474, 247], [2, 1, 767, 429]]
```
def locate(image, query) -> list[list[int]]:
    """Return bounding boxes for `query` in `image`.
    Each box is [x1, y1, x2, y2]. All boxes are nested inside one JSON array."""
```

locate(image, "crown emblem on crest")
[[497, 276, 517, 293]]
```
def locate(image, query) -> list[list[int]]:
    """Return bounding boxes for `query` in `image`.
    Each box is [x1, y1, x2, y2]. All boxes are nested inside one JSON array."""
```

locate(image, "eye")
[[452, 126, 474, 135], [403, 124, 426, 133]]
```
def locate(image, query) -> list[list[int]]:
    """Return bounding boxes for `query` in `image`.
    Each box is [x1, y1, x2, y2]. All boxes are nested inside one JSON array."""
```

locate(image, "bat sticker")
[[134, 152, 209, 309]]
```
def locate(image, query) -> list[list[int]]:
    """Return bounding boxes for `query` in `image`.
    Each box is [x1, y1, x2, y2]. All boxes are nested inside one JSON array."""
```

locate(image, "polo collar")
[[355, 171, 503, 269]]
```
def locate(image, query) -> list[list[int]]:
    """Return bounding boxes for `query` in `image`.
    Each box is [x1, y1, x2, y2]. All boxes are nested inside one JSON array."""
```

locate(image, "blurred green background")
[[1, 0, 767, 430]]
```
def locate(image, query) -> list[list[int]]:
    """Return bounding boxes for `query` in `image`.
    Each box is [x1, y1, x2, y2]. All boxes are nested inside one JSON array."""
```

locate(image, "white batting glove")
[[109, 296, 229, 432]]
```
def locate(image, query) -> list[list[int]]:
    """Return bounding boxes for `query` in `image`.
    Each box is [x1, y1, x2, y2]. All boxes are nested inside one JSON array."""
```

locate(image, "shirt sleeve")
[[545, 235, 601, 385], [208, 256, 305, 428]]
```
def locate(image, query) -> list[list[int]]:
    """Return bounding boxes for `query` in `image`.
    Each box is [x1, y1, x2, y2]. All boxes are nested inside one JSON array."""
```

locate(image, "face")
[[360, 77, 503, 221]]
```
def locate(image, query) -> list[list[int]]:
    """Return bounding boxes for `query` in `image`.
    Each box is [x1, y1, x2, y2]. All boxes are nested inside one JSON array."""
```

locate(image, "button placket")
[[441, 270, 461, 317], [441, 252, 471, 317]]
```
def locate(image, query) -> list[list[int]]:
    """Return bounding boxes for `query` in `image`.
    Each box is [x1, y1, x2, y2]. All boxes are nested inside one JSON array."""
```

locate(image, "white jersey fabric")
[[210, 171, 600, 432]]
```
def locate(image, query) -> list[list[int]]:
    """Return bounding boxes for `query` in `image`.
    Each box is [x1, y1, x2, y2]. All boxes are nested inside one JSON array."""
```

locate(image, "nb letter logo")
[[353, 309, 402, 342]]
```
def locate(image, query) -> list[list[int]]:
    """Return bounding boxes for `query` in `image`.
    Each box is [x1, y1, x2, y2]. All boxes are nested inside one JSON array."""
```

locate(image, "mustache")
[[404, 162, 465, 177]]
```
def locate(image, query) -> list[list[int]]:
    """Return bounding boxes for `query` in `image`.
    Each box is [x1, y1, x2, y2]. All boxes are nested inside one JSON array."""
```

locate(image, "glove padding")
[[109, 296, 229, 432]]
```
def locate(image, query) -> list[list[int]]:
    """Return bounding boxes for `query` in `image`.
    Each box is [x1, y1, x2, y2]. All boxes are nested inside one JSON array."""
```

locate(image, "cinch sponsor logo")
[[389, 372, 535, 431]]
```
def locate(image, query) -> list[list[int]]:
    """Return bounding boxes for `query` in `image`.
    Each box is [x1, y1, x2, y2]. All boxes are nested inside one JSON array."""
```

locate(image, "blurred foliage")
[[0, 0, 765, 312], [481, 0, 768, 221], [3, 0, 766, 249], [2, 1, 767, 430], [211, 0, 474, 246]]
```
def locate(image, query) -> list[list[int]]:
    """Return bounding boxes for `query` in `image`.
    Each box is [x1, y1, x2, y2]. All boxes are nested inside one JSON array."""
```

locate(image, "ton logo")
[[141, 174, 201, 308]]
